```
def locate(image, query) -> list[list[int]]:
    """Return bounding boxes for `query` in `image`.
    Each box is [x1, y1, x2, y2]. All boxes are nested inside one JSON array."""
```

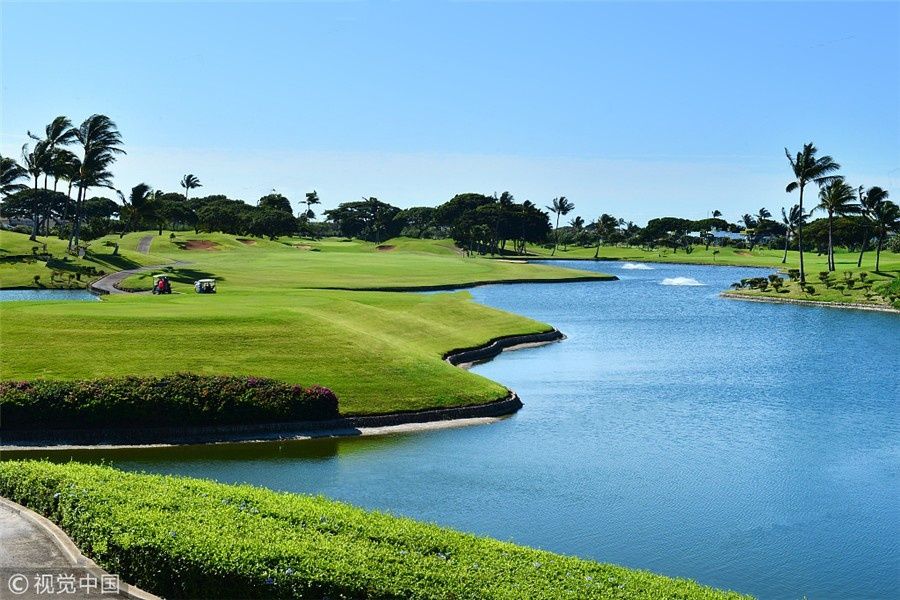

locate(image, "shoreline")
[[720, 292, 900, 314], [1, 330, 565, 451], [312, 275, 616, 292]]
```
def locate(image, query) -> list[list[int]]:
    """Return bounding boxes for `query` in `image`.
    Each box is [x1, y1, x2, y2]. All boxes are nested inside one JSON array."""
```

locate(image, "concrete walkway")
[[90, 261, 189, 295], [0, 498, 156, 599], [135, 235, 153, 254]]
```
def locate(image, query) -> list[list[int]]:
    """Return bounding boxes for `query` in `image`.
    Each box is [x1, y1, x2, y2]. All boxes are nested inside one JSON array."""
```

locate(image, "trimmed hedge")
[[0, 461, 751, 600], [0, 374, 338, 429]]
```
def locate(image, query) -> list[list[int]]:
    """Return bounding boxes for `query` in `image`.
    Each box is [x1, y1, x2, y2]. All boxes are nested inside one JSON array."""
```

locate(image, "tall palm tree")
[[547, 196, 574, 256], [28, 116, 76, 190], [712, 209, 722, 219], [816, 178, 859, 271], [780, 204, 804, 264], [117, 183, 156, 235], [70, 115, 125, 251], [180, 174, 202, 204], [871, 199, 899, 273], [21, 142, 48, 190], [785, 143, 841, 283], [593, 213, 619, 258], [856, 186, 889, 268], [0, 155, 28, 197]]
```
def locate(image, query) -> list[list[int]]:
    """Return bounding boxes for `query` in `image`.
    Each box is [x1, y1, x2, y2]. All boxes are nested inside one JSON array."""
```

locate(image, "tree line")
[[2, 120, 897, 271]]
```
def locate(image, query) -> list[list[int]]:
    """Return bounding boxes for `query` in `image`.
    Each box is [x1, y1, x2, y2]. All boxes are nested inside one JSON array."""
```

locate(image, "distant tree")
[[398, 206, 436, 238], [180, 174, 202, 205], [324, 198, 402, 243], [592, 213, 619, 258], [258, 192, 293, 213], [816, 178, 859, 270], [856, 186, 889, 268], [0, 189, 68, 239], [780, 204, 804, 263], [785, 143, 841, 283], [117, 183, 155, 236], [302, 190, 320, 220], [871, 199, 899, 272], [248, 208, 297, 240], [547, 196, 574, 256]]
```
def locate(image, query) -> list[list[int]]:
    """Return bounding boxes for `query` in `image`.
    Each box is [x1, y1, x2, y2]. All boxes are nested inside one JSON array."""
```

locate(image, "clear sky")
[[2, 1, 898, 225]]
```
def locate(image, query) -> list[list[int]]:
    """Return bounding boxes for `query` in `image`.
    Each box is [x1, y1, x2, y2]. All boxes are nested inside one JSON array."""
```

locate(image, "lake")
[[12, 262, 899, 599]]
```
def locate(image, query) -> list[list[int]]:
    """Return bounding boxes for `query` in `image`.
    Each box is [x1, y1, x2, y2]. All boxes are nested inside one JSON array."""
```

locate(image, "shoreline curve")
[[720, 292, 899, 314], [1, 330, 565, 450]]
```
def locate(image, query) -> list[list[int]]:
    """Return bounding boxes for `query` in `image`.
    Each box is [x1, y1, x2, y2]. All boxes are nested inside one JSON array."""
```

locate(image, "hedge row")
[[0, 374, 338, 429], [0, 461, 750, 600]]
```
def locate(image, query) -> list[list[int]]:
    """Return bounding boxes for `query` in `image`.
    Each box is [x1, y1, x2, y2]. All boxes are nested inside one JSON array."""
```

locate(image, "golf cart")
[[194, 278, 217, 294], [152, 274, 172, 295]]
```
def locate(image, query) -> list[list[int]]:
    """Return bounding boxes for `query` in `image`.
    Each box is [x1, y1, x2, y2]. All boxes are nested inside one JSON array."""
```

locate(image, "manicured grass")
[[0, 461, 750, 600], [1, 230, 616, 413], [518, 242, 900, 272], [727, 269, 899, 309], [0, 286, 553, 414], [0, 231, 160, 289]]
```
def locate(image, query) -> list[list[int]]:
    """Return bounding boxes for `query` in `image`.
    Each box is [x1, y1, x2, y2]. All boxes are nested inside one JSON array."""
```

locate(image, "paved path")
[[135, 235, 153, 254], [90, 261, 189, 295], [0, 498, 155, 599]]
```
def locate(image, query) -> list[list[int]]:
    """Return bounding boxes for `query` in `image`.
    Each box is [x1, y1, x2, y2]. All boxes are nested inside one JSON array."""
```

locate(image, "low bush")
[[0, 461, 749, 600], [0, 374, 338, 429]]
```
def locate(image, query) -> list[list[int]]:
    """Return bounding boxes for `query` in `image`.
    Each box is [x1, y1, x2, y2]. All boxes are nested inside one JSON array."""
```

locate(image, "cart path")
[[90, 261, 189, 295], [0, 497, 155, 598], [136, 235, 153, 254]]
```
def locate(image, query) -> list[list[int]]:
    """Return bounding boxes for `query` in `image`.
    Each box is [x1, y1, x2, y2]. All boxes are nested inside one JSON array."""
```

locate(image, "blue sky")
[[2, 1, 898, 224]]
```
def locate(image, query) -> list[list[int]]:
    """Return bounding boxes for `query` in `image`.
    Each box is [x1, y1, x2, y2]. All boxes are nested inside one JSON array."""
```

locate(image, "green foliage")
[[0, 374, 338, 429], [0, 462, 749, 600]]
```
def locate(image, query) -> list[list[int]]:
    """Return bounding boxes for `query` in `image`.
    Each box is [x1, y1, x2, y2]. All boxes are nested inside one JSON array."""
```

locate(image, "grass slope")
[[1, 231, 613, 414], [0, 461, 750, 600]]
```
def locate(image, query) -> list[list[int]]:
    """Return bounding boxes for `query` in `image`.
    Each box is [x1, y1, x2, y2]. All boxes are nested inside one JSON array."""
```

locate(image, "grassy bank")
[[726, 270, 899, 310], [1, 230, 614, 415], [0, 461, 749, 600], [0, 231, 159, 289]]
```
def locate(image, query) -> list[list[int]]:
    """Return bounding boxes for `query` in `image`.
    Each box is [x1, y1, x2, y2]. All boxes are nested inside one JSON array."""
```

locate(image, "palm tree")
[[785, 143, 841, 283], [593, 213, 619, 258], [856, 186, 889, 268], [712, 209, 722, 219], [547, 196, 574, 256], [780, 204, 804, 264], [21, 142, 48, 190], [70, 115, 125, 251], [0, 156, 28, 197], [816, 178, 859, 271], [740, 213, 757, 250], [180, 174, 202, 204], [871, 199, 899, 273], [117, 183, 155, 235], [28, 116, 76, 190]]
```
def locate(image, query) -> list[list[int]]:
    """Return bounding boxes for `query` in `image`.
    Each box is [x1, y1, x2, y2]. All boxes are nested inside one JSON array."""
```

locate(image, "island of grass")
[[0, 461, 749, 600], [0, 230, 612, 420]]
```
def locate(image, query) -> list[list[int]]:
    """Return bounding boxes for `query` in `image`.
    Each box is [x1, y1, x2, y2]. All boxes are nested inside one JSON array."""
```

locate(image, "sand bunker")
[[236, 238, 256, 245], [183, 240, 220, 251]]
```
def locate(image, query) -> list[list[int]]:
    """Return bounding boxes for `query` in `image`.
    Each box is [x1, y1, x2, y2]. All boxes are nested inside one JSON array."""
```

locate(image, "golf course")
[[1, 229, 614, 415]]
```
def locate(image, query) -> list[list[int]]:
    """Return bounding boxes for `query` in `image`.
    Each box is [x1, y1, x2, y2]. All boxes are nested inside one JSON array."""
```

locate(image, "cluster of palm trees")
[[785, 143, 896, 279], [1, 115, 125, 249]]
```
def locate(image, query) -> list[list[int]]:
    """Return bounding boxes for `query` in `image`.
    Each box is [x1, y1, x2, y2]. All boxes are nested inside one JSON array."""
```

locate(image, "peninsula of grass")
[[1, 230, 615, 416], [0, 461, 749, 600]]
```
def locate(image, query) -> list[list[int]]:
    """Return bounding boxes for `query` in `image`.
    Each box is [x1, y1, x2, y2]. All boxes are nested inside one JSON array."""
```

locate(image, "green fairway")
[[0, 230, 615, 415], [515, 242, 900, 272]]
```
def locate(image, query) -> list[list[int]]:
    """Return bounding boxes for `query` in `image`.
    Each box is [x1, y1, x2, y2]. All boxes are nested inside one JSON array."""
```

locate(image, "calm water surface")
[[14, 262, 899, 599]]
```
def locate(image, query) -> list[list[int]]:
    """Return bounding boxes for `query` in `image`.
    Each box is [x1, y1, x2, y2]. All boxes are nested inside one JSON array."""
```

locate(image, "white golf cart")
[[194, 278, 217, 294]]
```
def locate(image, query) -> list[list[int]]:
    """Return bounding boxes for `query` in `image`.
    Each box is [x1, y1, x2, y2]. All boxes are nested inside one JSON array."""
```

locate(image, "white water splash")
[[621, 263, 654, 270], [660, 277, 705, 286]]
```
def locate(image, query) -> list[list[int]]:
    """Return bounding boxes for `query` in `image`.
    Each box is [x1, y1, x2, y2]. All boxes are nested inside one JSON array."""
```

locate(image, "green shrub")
[[0, 461, 749, 600], [0, 374, 338, 429]]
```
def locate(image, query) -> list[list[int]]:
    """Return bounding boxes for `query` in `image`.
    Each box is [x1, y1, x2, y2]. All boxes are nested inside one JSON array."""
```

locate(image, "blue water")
[[14, 262, 899, 599], [0, 289, 98, 301]]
